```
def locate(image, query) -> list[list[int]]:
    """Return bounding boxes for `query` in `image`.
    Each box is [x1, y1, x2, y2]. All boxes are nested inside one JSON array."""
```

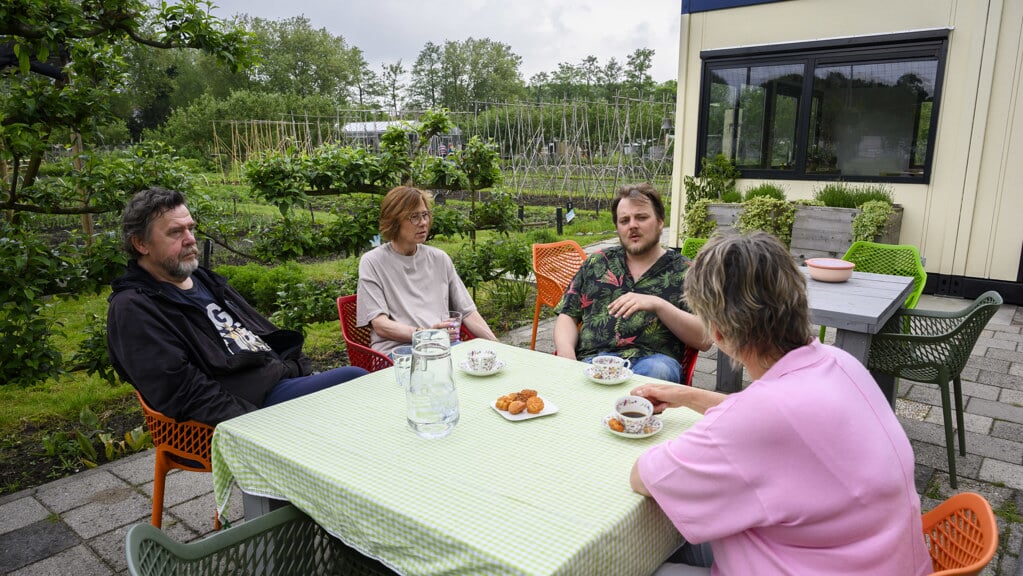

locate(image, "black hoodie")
[[107, 261, 312, 426]]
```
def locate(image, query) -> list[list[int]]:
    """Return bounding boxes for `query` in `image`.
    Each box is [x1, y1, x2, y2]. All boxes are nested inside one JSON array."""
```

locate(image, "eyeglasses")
[[407, 211, 432, 225]]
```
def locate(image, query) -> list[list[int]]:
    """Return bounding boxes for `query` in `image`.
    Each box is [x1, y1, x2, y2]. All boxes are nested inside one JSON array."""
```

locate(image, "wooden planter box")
[[701, 203, 903, 263]]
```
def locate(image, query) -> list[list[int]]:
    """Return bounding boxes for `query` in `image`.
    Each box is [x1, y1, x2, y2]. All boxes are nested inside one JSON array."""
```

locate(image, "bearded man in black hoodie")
[[107, 188, 367, 426]]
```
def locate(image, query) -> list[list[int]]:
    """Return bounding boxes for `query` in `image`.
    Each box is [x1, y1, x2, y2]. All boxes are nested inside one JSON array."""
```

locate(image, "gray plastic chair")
[[126, 504, 395, 576]]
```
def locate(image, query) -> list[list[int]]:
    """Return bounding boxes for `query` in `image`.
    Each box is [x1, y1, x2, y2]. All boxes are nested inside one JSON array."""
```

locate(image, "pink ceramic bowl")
[[806, 258, 855, 282]]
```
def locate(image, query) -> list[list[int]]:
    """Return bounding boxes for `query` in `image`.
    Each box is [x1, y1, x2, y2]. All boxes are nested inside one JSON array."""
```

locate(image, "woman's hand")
[[629, 383, 685, 414]]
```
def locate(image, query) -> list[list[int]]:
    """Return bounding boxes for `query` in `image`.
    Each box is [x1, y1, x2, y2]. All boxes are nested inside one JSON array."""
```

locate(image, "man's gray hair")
[[121, 188, 187, 258]]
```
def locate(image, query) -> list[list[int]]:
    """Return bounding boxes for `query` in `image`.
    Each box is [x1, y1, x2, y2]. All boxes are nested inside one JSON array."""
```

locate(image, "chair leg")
[[151, 451, 169, 528], [938, 381, 958, 489], [529, 299, 542, 350], [953, 375, 966, 457], [818, 325, 827, 343]]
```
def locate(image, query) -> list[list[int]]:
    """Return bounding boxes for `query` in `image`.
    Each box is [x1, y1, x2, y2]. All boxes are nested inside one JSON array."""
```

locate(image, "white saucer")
[[601, 413, 663, 439], [458, 359, 506, 376], [490, 396, 559, 421], [584, 366, 633, 385]]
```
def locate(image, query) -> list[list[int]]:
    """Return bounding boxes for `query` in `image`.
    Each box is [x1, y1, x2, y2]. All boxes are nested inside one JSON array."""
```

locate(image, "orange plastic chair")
[[337, 295, 476, 373], [530, 240, 588, 350], [921, 492, 998, 575], [135, 391, 220, 530]]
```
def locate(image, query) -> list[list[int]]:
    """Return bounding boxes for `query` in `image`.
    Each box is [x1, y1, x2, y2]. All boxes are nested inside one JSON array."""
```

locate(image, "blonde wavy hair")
[[684, 232, 813, 364]]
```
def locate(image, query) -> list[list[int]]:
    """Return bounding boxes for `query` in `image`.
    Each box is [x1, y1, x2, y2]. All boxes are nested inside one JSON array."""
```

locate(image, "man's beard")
[[622, 233, 660, 256], [160, 252, 198, 282]]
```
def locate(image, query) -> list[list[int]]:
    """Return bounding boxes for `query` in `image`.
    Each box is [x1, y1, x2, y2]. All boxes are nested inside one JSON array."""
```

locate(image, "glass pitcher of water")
[[406, 329, 460, 439]]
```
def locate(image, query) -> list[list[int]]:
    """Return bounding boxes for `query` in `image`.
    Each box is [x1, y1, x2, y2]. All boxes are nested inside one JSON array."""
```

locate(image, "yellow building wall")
[[670, 0, 1023, 283]]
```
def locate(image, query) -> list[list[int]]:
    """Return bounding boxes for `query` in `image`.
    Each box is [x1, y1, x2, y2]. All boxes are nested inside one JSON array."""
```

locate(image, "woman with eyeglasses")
[[356, 185, 497, 356]]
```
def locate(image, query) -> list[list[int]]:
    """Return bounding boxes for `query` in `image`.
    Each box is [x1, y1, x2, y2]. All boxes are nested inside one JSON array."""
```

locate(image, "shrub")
[[683, 154, 741, 205], [682, 199, 717, 239], [853, 200, 896, 242], [737, 197, 797, 247], [215, 262, 306, 316], [743, 183, 787, 202], [813, 183, 893, 208]]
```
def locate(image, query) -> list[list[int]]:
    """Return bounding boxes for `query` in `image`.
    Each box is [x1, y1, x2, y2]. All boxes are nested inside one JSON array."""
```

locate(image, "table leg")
[[833, 330, 896, 409], [715, 349, 743, 393], [243, 492, 289, 520]]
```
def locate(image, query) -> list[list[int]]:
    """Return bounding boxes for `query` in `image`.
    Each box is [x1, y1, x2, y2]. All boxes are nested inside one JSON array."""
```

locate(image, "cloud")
[[209, 0, 680, 81]]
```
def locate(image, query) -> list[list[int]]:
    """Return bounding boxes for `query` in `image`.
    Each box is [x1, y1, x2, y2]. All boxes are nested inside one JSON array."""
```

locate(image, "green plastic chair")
[[819, 241, 928, 341], [680, 237, 708, 260], [866, 291, 1003, 489], [126, 504, 396, 576]]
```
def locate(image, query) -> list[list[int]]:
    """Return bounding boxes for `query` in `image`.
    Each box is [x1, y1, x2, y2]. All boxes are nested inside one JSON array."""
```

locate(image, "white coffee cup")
[[466, 349, 497, 372], [613, 395, 653, 434], [592, 355, 631, 380]]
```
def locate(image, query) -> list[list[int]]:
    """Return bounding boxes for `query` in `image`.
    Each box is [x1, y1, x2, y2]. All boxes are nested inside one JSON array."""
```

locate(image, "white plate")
[[601, 413, 663, 439], [490, 396, 559, 421], [458, 359, 506, 376], [584, 366, 633, 385]]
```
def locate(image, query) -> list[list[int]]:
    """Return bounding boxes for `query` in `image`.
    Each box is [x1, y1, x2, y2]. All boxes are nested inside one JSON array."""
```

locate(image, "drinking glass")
[[392, 345, 414, 388], [446, 310, 464, 343]]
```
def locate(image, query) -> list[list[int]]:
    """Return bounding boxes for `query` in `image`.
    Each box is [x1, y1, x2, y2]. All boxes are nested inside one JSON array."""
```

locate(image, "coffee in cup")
[[613, 395, 653, 434]]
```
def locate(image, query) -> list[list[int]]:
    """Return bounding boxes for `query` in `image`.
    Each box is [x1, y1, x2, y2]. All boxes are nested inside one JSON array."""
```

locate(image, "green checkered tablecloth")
[[212, 339, 701, 576]]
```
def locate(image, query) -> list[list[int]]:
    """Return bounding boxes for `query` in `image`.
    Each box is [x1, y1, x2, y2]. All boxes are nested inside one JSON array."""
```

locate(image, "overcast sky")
[[206, 0, 683, 83]]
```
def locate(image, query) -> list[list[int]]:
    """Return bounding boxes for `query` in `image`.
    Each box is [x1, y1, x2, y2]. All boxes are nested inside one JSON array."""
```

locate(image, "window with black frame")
[[696, 33, 948, 183]]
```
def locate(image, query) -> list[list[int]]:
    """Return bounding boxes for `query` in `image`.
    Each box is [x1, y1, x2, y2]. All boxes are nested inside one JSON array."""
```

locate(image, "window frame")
[[694, 30, 950, 184]]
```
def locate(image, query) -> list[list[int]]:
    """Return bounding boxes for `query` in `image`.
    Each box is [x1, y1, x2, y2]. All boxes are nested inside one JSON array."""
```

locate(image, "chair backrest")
[[921, 492, 998, 575], [532, 240, 588, 309], [338, 294, 373, 348], [337, 295, 476, 373], [870, 291, 1002, 381], [680, 237, 708, 260], [126, 504, 392, 576], [337, 295, 394, 373], [135, 391, 213, 472], [843, 241, 928, 309]]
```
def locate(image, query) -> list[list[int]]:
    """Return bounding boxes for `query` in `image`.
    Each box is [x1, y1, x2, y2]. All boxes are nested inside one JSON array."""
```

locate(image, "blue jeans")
[[582, 353, 682, 383], [264, 366, 368, 406]]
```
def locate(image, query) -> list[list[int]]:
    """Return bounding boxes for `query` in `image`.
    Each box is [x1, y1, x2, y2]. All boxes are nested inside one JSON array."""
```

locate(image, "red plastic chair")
[[531, 240, 588, 350], [135, 391, 220, 530], [337, 295, 476, 373], [922, 492, 998, 575]]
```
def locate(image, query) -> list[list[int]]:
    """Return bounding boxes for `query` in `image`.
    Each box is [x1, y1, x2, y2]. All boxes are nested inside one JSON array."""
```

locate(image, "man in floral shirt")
[[554, 183, 710, 382]]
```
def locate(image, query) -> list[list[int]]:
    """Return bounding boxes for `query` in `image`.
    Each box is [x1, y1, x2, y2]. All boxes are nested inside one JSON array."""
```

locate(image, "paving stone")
[[1010, 363, 1023, 378], [980, 459, 1023, 491], [35, 470, 126, 514], [962, 432, 1023, 464], [924, 409, 991, 434], [86, 524, 131, 574], [978, 336, 1020, 352], [106, 451, 156, 487], [976, 370, 1023, 392], [139, 468, 215, 508], [991, 420, 1023, 443], [1001, 389, 1023, 406], [967, 356, 1013, 374], [904, 381, 942, 405], [970, 397, 1023, 425], [0, 518, 79, 573], [896, 398, 929, 421], [7, 544, 113, 576], [987, 348, 1023, 363], [61, 489, 150, 540], [0, 496, 51, 535], [962, 379, 1003, 401]]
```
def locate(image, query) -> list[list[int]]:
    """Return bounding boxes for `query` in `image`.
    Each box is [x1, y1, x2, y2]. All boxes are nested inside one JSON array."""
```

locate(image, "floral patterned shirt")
[[556, 246, 691, 362]]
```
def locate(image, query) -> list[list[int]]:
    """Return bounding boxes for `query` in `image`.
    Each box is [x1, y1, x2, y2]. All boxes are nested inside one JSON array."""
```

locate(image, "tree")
[[409, 42, 443, 109], [241, 16, 360, 103], [409, 38, 524, 110], [601, 58, 624, 99], [1, 0, 254, 216], [380, 60, 406, 114], [350, 50, 383, 108], [625, 48, 656, 96]]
